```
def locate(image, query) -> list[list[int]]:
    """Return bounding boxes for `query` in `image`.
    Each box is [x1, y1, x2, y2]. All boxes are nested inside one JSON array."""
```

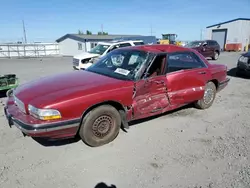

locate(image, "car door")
[[199, 41, 211, 57], [132, 53, 170, 120], [206, 41, 216, 57], [166, 51, 211, 105]]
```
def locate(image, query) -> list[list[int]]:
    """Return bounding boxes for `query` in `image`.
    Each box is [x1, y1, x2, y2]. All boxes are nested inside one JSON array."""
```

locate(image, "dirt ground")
[[0, 52, 249, 188]]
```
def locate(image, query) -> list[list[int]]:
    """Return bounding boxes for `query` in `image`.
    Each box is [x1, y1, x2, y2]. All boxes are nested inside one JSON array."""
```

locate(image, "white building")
[[56, 34, 142, 56], [206, 18, 250, 51]]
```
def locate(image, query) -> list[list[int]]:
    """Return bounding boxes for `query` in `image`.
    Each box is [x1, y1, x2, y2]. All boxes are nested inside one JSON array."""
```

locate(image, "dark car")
[[186, 40, 221, 60], [236, 51, 250, 76]]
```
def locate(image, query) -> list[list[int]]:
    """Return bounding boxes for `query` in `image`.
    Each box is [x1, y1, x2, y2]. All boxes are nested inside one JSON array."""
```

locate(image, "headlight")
[[238, 56, 248, 63], [28, 104, 62, 120]]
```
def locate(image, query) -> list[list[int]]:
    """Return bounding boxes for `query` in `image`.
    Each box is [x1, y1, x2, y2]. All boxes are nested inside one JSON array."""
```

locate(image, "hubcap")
[[214, 52, 218, 59], [203, 88, 214, 105], [92, 115, 113, 138]]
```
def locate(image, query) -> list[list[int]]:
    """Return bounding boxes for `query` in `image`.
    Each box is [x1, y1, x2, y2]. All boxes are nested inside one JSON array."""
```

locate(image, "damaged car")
[[4, 44, 230, 147]]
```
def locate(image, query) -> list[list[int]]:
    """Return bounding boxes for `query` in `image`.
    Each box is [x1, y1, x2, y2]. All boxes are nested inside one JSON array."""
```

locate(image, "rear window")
[[167, 51, 206, 73], [210, 41, 219, 46], [134, 42, 144, 46]]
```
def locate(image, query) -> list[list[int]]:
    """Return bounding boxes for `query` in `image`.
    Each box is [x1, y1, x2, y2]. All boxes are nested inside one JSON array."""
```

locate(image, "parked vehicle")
[[185, 40, 220, 60], [236, 51, 250, 76], [73, 40, 146, 70], [4, 44, 230, 147], [0, 74, 19, 92], [158, 33, 182, 46]]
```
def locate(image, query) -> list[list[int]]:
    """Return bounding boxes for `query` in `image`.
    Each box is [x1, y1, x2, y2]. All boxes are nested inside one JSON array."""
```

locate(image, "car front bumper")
[[237, 60, 250, 74], [4, 103, 81, 139]]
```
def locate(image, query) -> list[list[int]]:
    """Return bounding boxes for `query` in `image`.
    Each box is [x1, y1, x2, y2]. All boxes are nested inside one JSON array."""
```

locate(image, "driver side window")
[[145, 54, 166, 78]]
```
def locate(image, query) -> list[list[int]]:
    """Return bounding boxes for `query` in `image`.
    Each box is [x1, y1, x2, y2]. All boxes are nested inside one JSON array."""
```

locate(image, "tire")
[[212, 51, 219, 60], [194, 82, 216, 109], [79, 105, 121, 147]]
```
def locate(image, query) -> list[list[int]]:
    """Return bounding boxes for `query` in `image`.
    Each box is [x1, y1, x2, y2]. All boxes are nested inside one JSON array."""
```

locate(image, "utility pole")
[[22, 20, 27, 43], [200, 29, 203, 40], [101, 24, 103, 33]]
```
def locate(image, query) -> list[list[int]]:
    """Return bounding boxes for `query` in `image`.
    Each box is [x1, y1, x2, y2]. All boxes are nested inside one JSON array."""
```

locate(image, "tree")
[[78, 29, 92, 35], [97, 31, 108, 35], [78, 30, 84, 35], [86, 30, 92, 35]]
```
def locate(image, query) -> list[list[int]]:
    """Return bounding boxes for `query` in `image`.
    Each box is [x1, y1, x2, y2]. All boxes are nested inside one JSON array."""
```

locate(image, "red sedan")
[[4, 44, 230, 147]]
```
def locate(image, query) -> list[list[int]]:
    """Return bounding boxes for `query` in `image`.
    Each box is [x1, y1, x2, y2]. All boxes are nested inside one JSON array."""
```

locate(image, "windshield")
[[86, 49, 153, 81], [88, 44, 110, 55], [186, 41, 203, 47]]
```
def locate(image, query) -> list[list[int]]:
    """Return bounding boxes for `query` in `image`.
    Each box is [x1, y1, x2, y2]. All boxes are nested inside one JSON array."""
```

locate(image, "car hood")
[[73, 52, 100, 60], [242, 51, 250, 57], [13, 71, 129, 108]]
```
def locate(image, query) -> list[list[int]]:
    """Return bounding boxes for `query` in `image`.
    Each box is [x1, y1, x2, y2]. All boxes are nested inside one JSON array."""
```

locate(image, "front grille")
[[73, 58, 80, 66], [14, 94, 26, 114]]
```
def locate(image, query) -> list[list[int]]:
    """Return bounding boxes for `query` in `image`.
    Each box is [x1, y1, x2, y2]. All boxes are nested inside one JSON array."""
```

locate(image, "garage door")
[[212, 30, 227, 51]]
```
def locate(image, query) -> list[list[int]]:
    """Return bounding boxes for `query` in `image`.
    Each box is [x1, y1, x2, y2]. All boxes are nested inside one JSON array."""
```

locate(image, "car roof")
[[191, 40, 216, 42], [190, 40, 204, 43], [118, 44, 194, 53], [111, 40, 143, 43], [99, 40, 143, 45]]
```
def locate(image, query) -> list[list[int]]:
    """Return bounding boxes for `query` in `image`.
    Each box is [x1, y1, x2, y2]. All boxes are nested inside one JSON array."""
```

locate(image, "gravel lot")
[[0, 52, 249, 188]]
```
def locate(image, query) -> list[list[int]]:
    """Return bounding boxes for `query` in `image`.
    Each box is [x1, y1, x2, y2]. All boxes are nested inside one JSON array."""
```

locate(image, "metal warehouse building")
[[56, 34, 141, 56], [206, 18, 250, 51]]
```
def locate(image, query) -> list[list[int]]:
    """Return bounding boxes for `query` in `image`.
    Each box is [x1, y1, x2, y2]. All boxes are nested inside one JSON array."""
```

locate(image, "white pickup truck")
[[72, 40, 145, 70]]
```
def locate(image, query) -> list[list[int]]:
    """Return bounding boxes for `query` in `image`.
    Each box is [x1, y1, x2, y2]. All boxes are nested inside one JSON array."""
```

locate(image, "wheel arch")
[[215, 49, 220, 55], [208, 79, 219, 90], [76, 100, 126, 133]]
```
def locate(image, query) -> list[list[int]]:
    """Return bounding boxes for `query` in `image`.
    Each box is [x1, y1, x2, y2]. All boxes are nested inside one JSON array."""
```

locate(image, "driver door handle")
[[198, 71, 206, 74], [154, 80, 164, 84]]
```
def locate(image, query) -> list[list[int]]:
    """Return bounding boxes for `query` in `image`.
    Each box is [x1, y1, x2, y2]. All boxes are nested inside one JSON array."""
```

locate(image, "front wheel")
[[79, 105, 121, 147], [194, 82, 216, 109]]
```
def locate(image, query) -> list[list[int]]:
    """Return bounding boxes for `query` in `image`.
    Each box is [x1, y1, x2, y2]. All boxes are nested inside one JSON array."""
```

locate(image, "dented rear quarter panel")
[[208, 64, 228, 83], [195, 50, 227, 83]]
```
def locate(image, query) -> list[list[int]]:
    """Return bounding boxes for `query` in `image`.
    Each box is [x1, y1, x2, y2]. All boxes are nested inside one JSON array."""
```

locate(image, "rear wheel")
[[212, 51, 219, 60], [194, 82, 216, 109], [79, 105, 121, 147]]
